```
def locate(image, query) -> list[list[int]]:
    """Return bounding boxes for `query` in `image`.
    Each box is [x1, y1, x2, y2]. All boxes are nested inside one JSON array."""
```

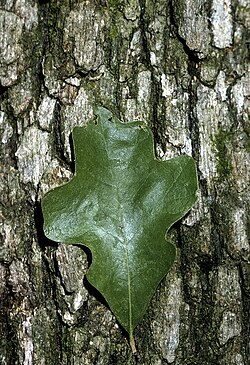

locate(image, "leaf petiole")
[[129, 332, 137, 354]]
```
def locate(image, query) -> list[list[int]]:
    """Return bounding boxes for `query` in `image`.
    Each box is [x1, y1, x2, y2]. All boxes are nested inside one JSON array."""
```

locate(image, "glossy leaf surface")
[[41, 107, 198, 349]]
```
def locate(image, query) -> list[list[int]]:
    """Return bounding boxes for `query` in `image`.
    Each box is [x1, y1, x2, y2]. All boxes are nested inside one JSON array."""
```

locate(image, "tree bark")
[[0, 0, 249, 364]]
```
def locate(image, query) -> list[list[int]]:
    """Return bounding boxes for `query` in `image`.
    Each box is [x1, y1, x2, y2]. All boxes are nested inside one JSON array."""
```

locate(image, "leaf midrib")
[[99, 122, 133, 335]]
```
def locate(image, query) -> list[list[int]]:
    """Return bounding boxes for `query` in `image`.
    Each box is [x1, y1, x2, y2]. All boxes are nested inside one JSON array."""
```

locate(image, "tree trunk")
[[0, 0, 249, 364]]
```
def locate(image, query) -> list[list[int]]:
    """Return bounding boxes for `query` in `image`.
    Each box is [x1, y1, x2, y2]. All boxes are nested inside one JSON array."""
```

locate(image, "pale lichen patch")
[[218, 311, 241, 345], [15, 127, 51, 188], [231, 72, 250, 114], [211, 0, 233, 48], [212, 266, 241, 307], [161, 74, 175, 98], [55, 245, 88, 314], [162, 91, 193, 155], [62, 87, 94, 155], [0, 221, 18, 263], [196, 83, 231, 186], [215, 71, 228, 101], [124, 0, 140, 21], [63, 3, 105, 72], [123, 71, 152, 122], [21, 317, 34, 365], [0, 111, 13, 144], [14, 0, 38, 30], [231, 149, 250, 193], [228, 209, 249, 259], [37, 96, 57, 130], [151, 273, 182, 363], [0, 10, 23, 86], [177, 0, 211, 56]]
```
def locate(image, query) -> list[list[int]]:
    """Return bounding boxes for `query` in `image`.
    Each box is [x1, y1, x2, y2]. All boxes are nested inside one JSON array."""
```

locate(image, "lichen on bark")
[[0, 0, 249, 364]]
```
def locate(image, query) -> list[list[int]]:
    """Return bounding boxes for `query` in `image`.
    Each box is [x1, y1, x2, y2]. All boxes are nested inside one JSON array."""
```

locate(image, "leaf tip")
[[94, 106, 113, 121]]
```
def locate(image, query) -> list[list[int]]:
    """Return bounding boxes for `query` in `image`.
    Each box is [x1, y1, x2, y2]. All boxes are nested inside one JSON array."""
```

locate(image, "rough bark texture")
[[0, 0, 249, 364]]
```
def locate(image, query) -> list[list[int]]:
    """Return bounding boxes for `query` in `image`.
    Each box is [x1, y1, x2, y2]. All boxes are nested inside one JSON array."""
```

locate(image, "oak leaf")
[[41, 107, 198, 352]]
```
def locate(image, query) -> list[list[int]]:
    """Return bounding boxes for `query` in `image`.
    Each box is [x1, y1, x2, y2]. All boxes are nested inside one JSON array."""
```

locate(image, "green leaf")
[[41, 107, 198, 352]]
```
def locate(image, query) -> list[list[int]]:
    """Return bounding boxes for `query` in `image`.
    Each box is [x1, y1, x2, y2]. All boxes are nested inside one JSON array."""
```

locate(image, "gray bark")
[[0, 0, 249, 364]]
